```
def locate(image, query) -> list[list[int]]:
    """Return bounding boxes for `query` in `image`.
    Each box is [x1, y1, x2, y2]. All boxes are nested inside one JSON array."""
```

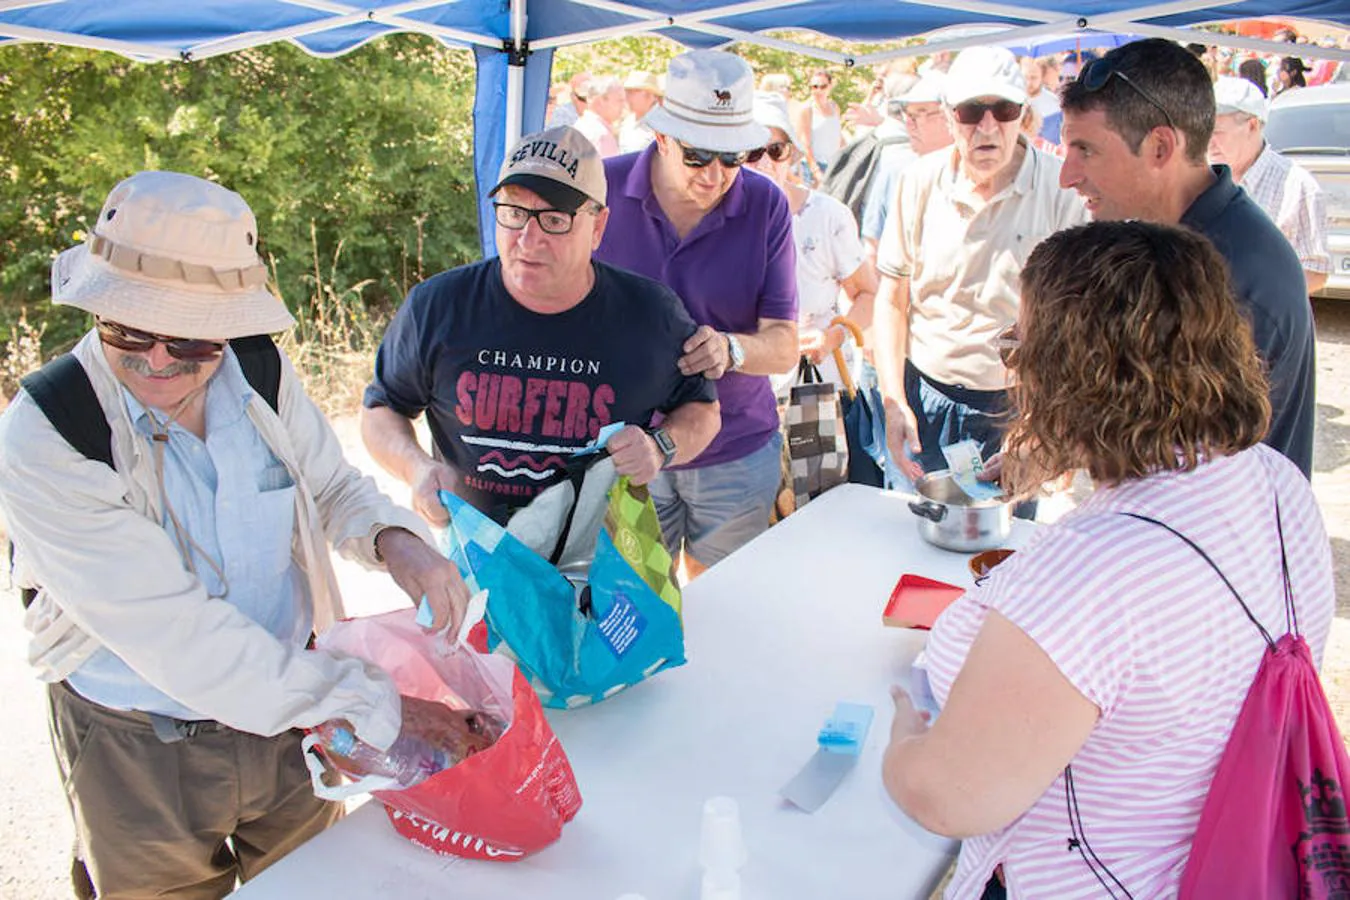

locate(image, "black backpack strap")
[[20, 354, 114, 468], [230, 334, 281, 413]]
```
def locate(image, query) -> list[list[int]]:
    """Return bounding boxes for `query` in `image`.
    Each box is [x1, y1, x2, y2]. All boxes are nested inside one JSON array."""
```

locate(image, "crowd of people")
[[0, 30, 1340, 900]]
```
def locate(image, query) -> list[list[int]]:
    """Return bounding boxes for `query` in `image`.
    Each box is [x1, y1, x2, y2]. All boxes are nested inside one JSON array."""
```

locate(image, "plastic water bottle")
[[316, 723, 449, 788]]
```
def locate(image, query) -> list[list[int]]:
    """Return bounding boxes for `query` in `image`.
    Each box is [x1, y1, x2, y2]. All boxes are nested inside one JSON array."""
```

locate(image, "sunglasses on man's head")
[[952, 99, 1024, 126], [96, 319, 225, 362], [676, 141, 751, 169], [1078, 57, 1178, 132], [746, 141, 794, 164]]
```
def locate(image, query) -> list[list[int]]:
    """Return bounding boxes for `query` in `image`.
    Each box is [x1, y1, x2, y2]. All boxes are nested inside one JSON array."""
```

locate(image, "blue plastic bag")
[[437, 464, 685, 709]]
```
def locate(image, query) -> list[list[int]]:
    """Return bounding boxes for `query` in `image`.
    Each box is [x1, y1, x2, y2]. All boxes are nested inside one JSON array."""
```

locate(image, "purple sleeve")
[[758, 191, 799, 323]]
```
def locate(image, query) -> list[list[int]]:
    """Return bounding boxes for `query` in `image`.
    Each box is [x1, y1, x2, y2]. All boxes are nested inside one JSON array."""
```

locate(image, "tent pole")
[[506, 0, 527, 149]]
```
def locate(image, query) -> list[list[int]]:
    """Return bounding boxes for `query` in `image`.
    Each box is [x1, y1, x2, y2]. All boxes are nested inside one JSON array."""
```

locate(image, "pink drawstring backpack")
[[1124, 511, 1350, 899]]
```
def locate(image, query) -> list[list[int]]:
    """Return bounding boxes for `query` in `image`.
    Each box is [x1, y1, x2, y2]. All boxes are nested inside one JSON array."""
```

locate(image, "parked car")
[[1266, 83, 1350, 300]]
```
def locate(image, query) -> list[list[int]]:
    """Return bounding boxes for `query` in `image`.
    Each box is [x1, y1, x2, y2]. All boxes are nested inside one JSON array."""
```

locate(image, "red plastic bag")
[[1180, 633, 1350, 899], [312, 608, 582, 861]]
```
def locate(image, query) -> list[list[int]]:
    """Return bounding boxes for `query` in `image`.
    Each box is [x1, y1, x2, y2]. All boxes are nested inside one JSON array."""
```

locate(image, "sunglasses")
[[1078, 58, 1178, 132], [952, 99, 1024, 126], [676, 140, 751, 169], [810, 83, 830, 90], [992, 324, 1021, 367], [96, 319, 225, 362], [746, 141, 794, 164]]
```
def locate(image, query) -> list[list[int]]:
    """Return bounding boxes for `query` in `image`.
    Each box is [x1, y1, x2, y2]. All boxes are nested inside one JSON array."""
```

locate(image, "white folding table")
[[232, 484, 1032, 900]]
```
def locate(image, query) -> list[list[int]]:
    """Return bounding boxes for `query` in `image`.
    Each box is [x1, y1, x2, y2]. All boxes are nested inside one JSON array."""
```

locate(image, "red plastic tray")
[[882, 574, 966, 630]]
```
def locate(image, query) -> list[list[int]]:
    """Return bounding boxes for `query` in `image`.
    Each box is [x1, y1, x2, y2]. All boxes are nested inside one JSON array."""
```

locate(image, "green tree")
[[0, 36, 481, 353]]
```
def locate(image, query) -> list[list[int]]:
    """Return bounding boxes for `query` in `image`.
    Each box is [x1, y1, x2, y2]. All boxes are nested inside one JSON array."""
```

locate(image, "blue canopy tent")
[[4, 0, 1350, 256]]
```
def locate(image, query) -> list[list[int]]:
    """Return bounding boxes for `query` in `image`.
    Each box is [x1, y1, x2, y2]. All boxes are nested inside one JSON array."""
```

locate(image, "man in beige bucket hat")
[[0, 170, 471, 899], [595, 48, 800, 579], [362, 125, 720, 530]]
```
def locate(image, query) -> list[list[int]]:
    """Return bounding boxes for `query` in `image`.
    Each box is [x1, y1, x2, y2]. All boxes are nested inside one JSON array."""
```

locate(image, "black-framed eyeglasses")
[[96, 319, 225, 362], [676, 141, 751, 169], [952, 99, 1024, 126], [1078, 57, 1178, 133], [493, 202, 586, 235], [746, 142, 793, 164]]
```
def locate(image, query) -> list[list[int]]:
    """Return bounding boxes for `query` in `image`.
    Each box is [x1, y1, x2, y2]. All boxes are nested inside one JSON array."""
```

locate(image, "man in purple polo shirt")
[[595, 49, 799, 579]]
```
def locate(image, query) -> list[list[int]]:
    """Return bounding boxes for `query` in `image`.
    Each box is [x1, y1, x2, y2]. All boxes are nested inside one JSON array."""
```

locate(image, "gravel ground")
[[2, 299, 1350, 899]]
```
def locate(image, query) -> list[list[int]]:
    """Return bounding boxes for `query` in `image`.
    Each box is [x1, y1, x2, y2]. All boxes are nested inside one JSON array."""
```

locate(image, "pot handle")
[[908, 499, 948, 523]]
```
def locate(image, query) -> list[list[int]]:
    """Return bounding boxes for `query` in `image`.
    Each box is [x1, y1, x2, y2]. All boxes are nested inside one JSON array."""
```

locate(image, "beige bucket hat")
[[52, 171, 295, 340], [643, 49, 770, 152]]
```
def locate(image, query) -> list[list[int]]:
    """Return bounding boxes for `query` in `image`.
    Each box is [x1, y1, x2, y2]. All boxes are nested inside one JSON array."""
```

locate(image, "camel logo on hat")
[[508, 140, 581, 181], [714, 89, 732, 107]]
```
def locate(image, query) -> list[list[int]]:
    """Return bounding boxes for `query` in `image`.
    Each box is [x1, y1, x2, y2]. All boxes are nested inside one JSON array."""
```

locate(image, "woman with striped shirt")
[[883, 221, 1335, 899]]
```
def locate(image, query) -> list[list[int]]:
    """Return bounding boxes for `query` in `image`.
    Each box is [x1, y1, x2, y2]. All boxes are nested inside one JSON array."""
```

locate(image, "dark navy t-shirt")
[[364, 258, 716, 520], [1181, 165, 1316, 478]]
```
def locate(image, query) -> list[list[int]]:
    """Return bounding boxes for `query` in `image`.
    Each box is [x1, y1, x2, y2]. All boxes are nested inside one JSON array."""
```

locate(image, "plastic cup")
[[700, 868, 742, 900], [699, 795, 747, 872]]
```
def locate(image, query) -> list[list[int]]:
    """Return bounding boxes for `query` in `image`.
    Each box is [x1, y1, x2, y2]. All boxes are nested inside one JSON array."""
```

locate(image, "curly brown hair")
[[1004, 220, 1270, 492]]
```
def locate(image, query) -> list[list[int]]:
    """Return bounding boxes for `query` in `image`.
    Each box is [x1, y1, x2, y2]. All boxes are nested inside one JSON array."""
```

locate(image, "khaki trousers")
[[48, 680, 341, 900]]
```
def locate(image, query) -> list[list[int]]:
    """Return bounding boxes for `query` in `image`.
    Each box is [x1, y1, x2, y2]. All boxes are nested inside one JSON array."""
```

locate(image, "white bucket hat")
[[643, 49, 770, 153], [52, 171, 295, 340], [491, 124, 607, 210], [943, 46, 1028, 107], [751, 91, 803, 153]]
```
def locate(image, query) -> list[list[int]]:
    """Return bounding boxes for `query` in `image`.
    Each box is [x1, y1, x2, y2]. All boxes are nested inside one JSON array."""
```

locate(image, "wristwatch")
[[648, 427, 678, 468], [724, 332, 746, 372]]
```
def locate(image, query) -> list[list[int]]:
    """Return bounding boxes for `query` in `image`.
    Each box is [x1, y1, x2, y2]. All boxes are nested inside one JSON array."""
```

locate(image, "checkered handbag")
[[786, 356, 849, 509]]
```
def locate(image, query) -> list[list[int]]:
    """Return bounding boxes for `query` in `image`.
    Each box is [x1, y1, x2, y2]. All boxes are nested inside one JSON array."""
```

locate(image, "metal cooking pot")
[[907, 470, 1012, 553]]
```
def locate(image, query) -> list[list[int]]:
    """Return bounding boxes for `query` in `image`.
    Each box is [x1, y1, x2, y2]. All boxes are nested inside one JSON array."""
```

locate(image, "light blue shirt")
[[67, 350, 309, 719]]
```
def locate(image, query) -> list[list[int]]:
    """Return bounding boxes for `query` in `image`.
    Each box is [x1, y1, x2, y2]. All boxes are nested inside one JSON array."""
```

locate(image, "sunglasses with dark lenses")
[[96, 319, 226, 362], [992, 324, 1021, 367], [952, 99, 1024, 126], [810, 82, 830, 90], [493, 202, 580, 235], [1078, 58, 1178, 132], [677, 141, 751, 169], [746, 142, 794, 164]]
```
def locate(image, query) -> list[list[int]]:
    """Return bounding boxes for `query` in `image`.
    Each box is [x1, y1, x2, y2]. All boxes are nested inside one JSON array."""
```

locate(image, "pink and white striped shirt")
[[925, 445, 1335, 899]]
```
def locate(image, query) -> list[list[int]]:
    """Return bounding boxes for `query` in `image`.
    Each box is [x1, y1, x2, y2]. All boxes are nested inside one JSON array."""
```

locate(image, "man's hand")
[[376, 527, 470, 635], [409, 459, 456, 526], [678, 325, 732, 380], [845, 101, 884, 130], [800, 324, 846, 365], [605, 424, 663, 485], [883, 396, 924, 482]]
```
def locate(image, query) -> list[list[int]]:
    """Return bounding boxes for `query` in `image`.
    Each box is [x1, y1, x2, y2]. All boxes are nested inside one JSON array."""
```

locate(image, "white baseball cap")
[[943, 46, 1028, 107], [751, 91, 803, 152], [491, 124, 607, 210], [52, 171, 294, 340], [1214, 76, 1267, 123], [643, 50, 770, 152]]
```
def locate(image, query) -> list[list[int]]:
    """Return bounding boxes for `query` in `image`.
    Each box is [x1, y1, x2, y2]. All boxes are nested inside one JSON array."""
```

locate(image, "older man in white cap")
[[594, 49, 799, 579], [873, 46, 1087, 491], [0, 171, 469, 899], [861, 73, 953, 265], [1208, 75, 1330, 295], [363, 124, 720, 529]]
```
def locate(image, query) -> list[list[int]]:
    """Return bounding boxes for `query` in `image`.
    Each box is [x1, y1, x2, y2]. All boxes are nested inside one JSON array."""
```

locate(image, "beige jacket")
[[0, 333, 433, 749]]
